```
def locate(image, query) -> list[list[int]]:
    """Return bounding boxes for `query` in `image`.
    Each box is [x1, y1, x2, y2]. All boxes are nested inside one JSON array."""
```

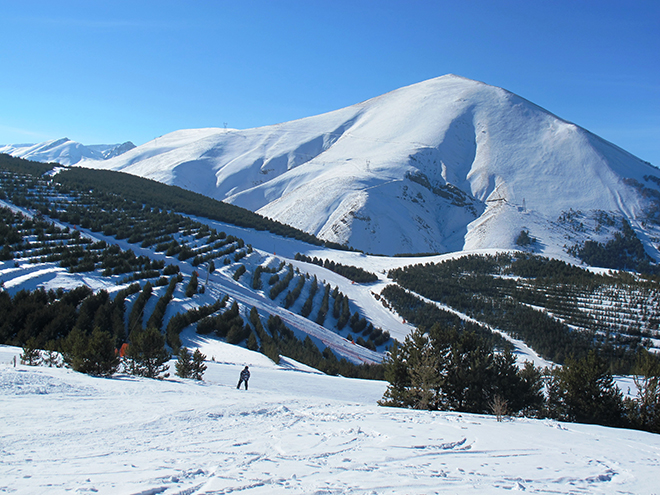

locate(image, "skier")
[[237, 365, 250, 390]]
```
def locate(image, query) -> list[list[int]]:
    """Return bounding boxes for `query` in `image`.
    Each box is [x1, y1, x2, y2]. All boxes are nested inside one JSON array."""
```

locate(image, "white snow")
[[2, 344, 659, 494]]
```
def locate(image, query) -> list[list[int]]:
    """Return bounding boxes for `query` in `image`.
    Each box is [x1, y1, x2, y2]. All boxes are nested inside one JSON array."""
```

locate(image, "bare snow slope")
[[79, 75, 660, 257], [2, 345, 660, 495]]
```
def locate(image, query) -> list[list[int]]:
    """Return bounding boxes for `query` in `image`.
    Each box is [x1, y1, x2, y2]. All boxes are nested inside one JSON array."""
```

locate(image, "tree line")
[[294, 253, 378, 283], [54, 166, 351, 249], [380, 324, 660, 434]]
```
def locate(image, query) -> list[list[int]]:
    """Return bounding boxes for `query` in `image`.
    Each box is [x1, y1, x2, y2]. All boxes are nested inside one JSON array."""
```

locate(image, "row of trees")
[[380, 325, 543, 415], [294, 253, 378, 283], [249, 261, 391, 350], [571, 218, 658, 274], [21, 327, 208, 381], [386, 253, 660, 372], [55, 166, 339, 248], [0, 163, 257, 283], [1, 157, 386, 368], [380, 324, 660, 433], [263, 313, 384, 379]]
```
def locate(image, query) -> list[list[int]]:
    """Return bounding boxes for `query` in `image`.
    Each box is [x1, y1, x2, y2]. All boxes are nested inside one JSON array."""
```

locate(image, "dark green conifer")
[[247, 331, 258, 351], [125, 327, 170, 379], [61, 327, 119, 376], [20, 337, 41, 366], [191, 349, 207, 380], [175, 347, 193, 378], [185, 271, 199, 297], [85, 328, 120, 376], [547, 350, 624, 427]]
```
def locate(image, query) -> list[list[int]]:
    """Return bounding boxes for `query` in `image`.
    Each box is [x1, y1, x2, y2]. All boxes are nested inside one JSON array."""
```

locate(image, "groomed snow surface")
[[2, 344, 659, 495]]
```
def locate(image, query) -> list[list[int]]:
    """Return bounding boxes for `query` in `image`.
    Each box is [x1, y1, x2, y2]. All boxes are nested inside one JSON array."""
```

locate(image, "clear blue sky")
[[1, 0, 658, 166]]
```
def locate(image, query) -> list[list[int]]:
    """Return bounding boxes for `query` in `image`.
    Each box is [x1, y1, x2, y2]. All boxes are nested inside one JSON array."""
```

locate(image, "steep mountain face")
[[0, 138, 135, 166], [13, 75, 660, 259]]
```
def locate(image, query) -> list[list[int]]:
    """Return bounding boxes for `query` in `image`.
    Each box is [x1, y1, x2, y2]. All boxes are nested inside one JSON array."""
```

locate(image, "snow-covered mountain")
[[0, 138, 135, 166], [13, 75, 660, 258]]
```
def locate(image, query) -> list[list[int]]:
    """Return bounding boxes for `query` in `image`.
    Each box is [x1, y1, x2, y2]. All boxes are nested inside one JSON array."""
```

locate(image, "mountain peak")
[[8, 76, 660, 260]]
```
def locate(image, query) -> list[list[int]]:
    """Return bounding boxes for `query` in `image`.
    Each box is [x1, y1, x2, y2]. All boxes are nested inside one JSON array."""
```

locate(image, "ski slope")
[[2, 345, 659, 495]]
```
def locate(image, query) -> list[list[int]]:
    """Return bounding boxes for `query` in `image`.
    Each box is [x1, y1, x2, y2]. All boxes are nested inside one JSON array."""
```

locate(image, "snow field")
[[2, 344, 660, 495]]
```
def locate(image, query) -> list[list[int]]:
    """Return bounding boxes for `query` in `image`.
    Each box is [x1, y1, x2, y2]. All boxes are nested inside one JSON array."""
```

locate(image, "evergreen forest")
[[0, 154, 384, 379], [386, 253, 660, 374]]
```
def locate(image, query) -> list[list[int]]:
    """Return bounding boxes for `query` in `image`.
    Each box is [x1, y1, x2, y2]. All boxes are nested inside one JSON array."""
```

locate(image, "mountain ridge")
[[0, 138, 135, 165], [4, 75, 659, 260]]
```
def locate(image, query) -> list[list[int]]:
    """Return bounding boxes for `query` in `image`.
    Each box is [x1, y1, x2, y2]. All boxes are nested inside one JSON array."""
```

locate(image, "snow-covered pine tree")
[[42, 348, 62, 368]]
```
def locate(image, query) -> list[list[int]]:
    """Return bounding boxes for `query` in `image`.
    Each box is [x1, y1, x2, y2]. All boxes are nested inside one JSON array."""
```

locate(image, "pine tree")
[[625, 349, 660, 433], [20, 337, 41, 366], [443, 330, 493, 413], [61, 327, 119, 376], [185, 271, 199, 297], [175, 347, 193, 379], [247, 331, 258, 351], [547, 350, 624, 427], [379, 328, 443, 410], [42, 347, 62, 368], [93, 300, 114, 335], [409, 334, 442, 410], [127, 282, 153, 333], [125, 327, 170, 379], [515, 361, 545, 417], [61, 327, 88, 371], [191, 349, 207, 380], [85, 328, 120, 376], [337, 297, 350, 329]]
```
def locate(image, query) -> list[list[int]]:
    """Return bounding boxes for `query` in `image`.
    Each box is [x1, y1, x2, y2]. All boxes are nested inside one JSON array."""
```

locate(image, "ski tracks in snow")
[[3, 349, 659, 495]]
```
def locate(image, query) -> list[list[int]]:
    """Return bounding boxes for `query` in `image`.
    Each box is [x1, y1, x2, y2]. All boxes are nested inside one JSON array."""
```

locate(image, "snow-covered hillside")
[[0, 138, 135, 165], [2, 344, 659, 495], [69, 74, 660, 259], [0, 189, 556, 368]]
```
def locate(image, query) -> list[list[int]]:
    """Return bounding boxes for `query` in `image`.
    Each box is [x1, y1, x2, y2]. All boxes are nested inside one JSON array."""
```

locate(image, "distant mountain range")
[[0, 138, 135, 166], [3, 75, 659, 260]]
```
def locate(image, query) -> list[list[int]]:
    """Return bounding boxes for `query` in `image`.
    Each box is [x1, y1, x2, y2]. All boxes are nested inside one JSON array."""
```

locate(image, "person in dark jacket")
[[237, 365, 250, 390]]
